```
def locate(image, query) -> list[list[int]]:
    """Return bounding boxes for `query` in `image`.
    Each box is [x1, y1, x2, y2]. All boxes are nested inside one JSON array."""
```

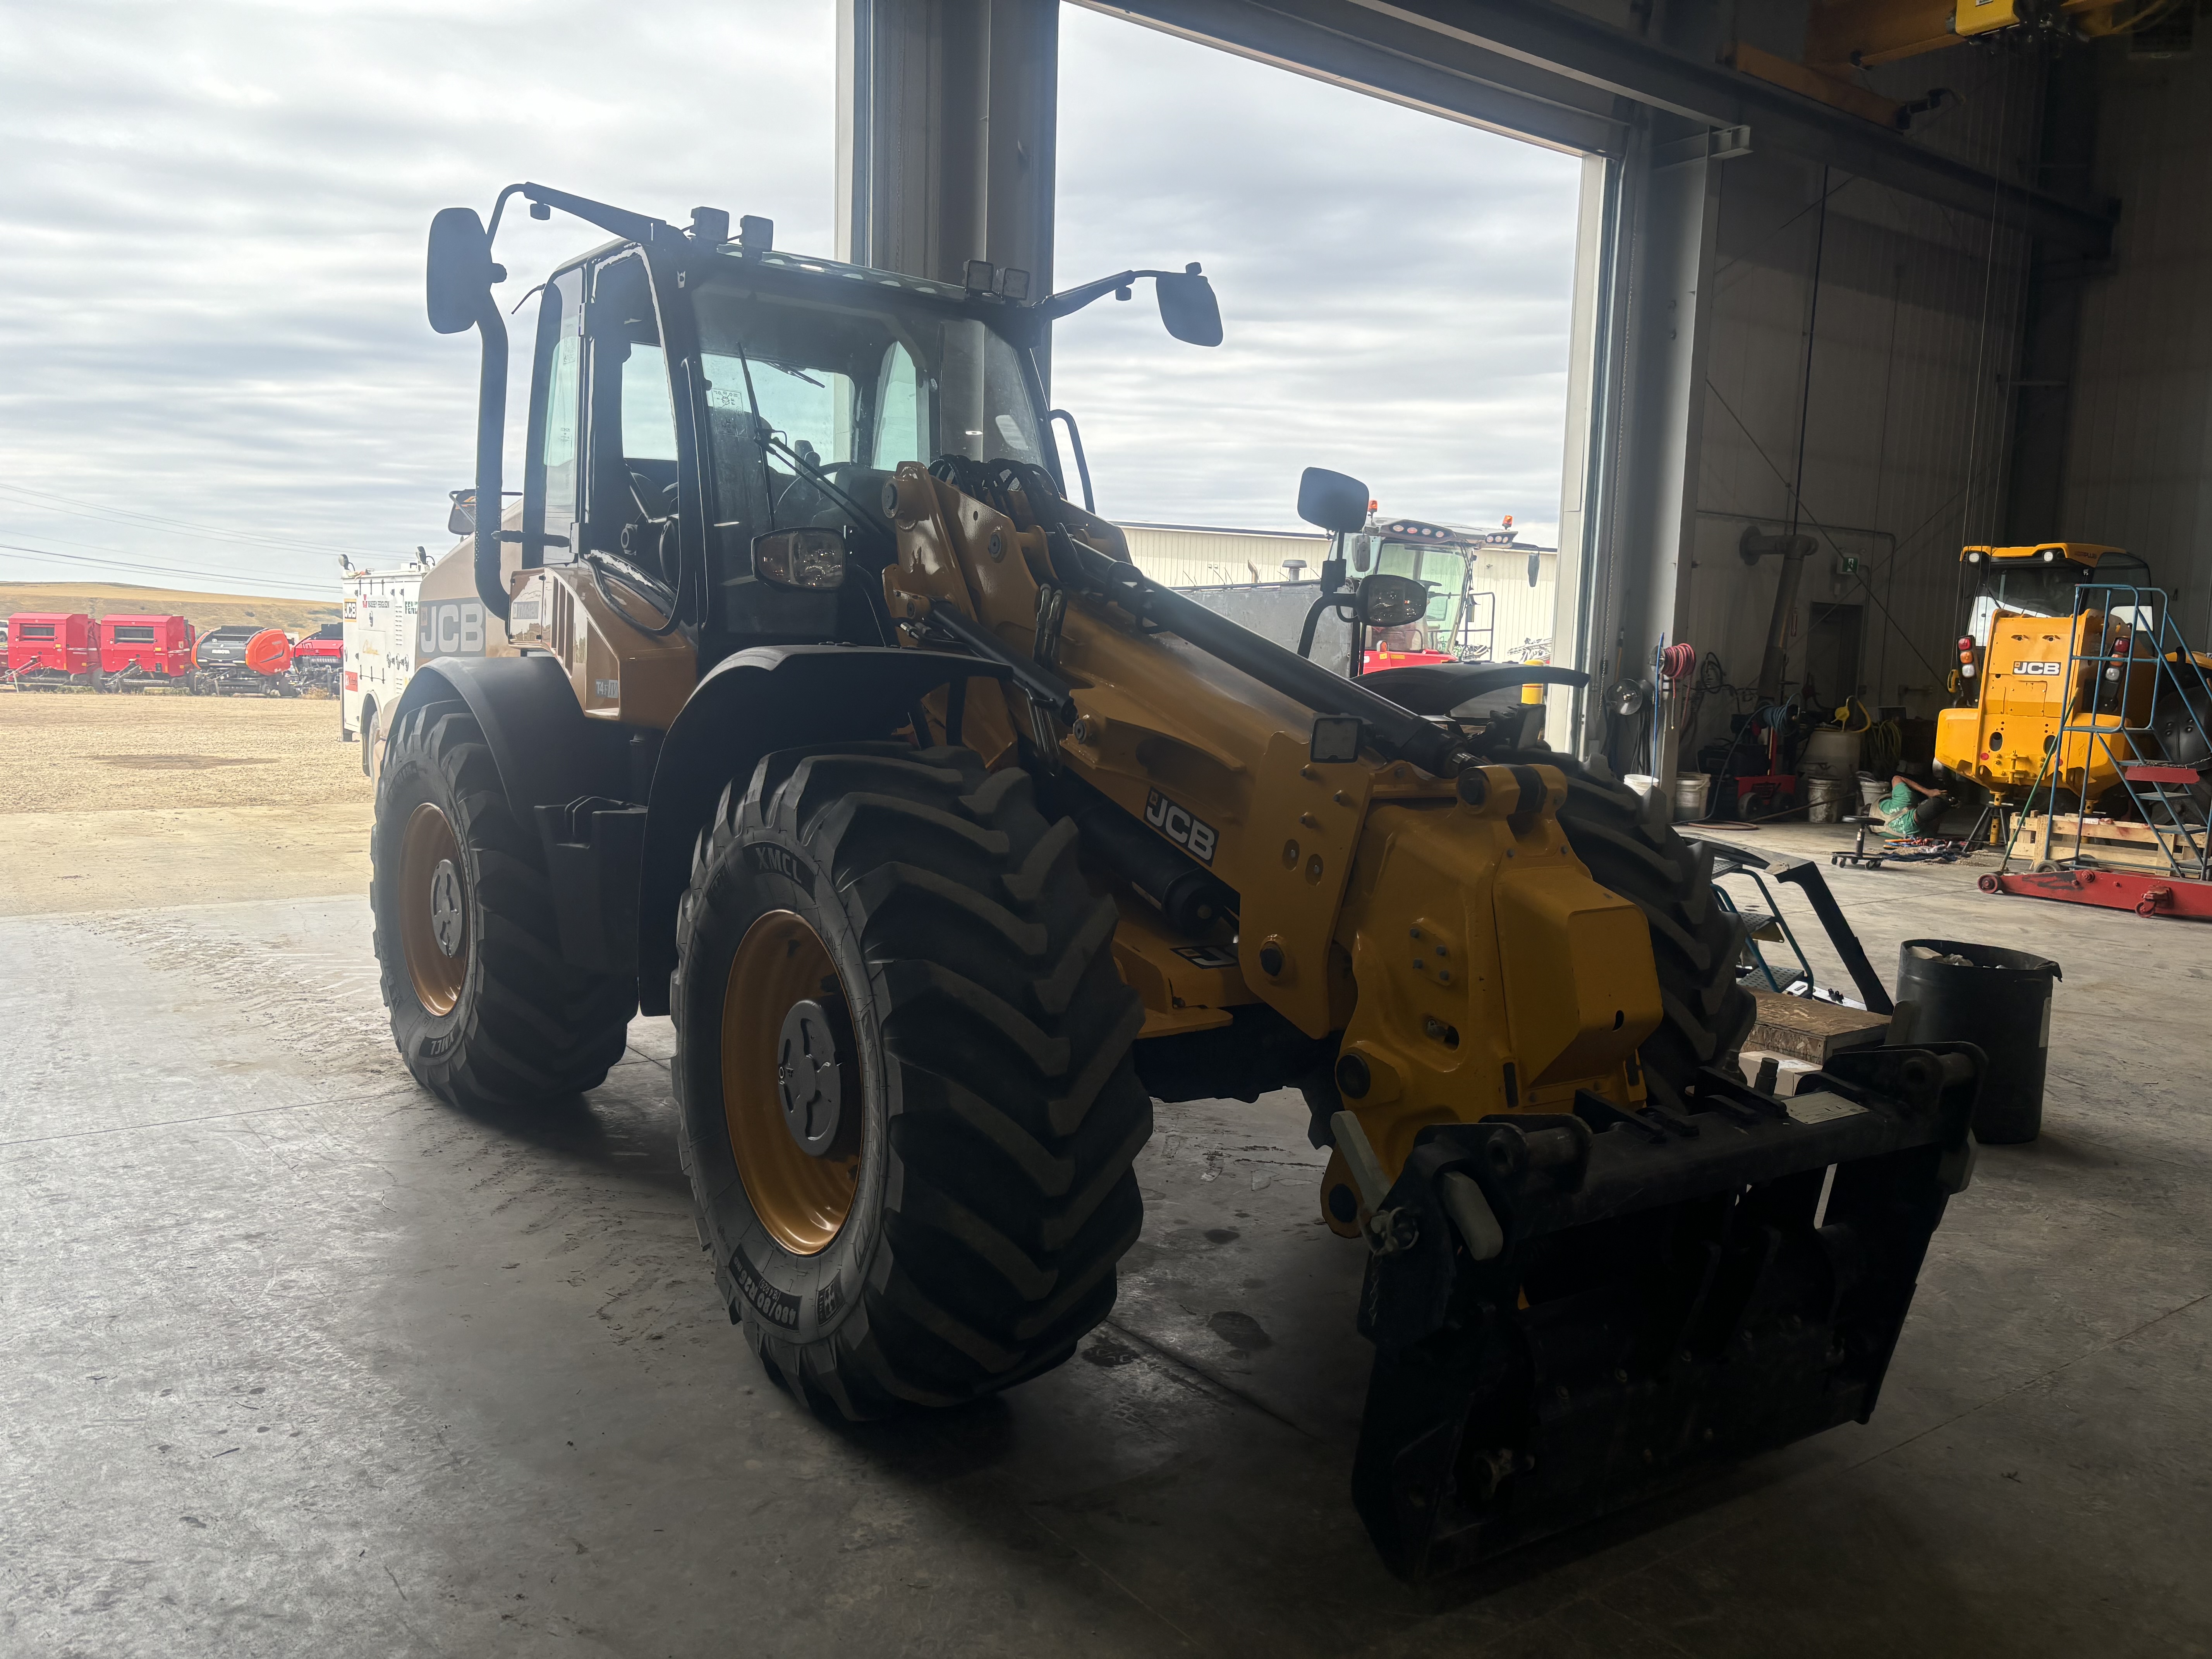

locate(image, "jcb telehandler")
[[1935, 542, 2212, 819], [380, 182, 1983, 1577]]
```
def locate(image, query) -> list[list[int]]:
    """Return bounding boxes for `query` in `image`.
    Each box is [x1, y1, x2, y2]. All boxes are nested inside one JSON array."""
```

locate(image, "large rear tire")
[[1504, 749, 1755, 1099], [371, 702, 636, 1109], [671, 742, 1151, 1419]]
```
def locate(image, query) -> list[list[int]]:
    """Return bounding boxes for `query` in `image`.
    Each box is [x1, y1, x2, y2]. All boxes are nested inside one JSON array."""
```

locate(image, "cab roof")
[[1960, 542, 2125, 565]]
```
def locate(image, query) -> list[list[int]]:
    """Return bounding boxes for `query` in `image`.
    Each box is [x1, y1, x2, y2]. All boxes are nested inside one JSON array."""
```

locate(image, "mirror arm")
[[1034, 270, 1137, 322], [1298, 591, 1354, 661], [1034, 268, 1196, 322], [469, 287, 511, 623], [486, 180, 675, 256], [1048, 410, 1095, 513]]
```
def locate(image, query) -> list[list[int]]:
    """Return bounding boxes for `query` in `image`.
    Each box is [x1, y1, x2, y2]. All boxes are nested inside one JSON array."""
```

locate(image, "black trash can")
[[1895, 939, 2063, 1144]]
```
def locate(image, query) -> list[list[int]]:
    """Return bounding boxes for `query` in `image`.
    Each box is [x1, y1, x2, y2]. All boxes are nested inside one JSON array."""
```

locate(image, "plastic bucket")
[[1801, 726, 1861, 781], [1805, 777, 1848, 823], [1894, 939, 2063, 1144], [1673, 773, 1711, 822], [1624, 773, 1659, 806], [1858, 775, 1887, 815]]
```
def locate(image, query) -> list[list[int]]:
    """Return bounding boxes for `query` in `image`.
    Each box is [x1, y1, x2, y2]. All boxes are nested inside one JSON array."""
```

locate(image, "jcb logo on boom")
[[1145, 789, 1217, 865], [417, 600, 486, 659]]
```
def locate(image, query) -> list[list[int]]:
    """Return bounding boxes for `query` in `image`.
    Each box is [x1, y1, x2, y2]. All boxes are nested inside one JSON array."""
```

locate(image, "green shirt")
[[1881, 781, 1923, 835]]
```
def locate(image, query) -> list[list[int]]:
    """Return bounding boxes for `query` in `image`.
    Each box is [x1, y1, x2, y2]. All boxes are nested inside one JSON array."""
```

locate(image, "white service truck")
[[342, 533, 509, 774]]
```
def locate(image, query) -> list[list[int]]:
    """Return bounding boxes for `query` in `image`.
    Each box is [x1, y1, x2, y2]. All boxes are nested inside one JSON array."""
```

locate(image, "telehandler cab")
[[380, 181, 1983, 1576]]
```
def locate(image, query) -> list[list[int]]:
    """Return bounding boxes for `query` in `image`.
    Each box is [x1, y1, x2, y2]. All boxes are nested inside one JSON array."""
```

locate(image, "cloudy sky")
[[0, 1, 1582, 598]]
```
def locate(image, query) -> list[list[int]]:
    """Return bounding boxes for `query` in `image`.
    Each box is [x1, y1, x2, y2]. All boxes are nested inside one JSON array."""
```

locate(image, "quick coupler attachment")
[[1349, 1043, 1982, 1580]]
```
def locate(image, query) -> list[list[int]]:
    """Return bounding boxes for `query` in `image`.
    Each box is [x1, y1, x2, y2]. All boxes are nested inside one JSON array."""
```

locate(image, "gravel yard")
[[0, 690, 370, 914]]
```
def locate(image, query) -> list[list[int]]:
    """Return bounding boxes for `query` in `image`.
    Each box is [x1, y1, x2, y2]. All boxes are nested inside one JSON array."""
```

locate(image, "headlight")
[[752, 527, 847, 590]]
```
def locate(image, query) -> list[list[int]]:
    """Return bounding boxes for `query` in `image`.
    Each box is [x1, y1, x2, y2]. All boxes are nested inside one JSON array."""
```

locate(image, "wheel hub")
[[429, 859, 465, 957], [398, 802, 468, 1017], [721, 910, 863, 1255], [776, 998, 850, 1157]]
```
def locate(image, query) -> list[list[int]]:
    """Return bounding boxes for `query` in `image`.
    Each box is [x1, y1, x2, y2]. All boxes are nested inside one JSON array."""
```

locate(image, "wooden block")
[[1746, 990, 1890, 1063]]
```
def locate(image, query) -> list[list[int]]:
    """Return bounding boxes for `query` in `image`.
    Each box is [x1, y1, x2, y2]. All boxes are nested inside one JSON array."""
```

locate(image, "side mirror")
[[1156, 268, 1223, 347], [447, 489, 476, 536], [1527, 551, 1541, 589], [752, 527, 846, 590], [1355, 573, 1428, 630], [1297, 467, 1370, 536], [426, 206, 503, 335]]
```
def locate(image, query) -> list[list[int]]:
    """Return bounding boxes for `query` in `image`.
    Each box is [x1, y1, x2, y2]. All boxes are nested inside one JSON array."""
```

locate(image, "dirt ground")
[[0, 690, 370, 915]]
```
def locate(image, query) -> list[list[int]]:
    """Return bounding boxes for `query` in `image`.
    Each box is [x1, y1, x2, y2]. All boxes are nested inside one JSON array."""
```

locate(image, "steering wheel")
[[623, 469, 678, 574], [626, 469, 676, 525]]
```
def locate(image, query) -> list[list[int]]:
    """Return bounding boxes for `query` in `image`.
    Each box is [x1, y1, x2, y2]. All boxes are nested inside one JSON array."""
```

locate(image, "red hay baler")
[[5, 613, 99, 689], [97, 614, 196, 690]]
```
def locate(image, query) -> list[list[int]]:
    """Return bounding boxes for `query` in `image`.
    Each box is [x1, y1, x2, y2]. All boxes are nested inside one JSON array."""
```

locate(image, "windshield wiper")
[[727, 338, 885, 534]]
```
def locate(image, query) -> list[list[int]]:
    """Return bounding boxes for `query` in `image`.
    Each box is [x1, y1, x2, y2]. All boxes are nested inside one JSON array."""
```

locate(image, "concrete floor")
[[5, 824, 2209, 1657]]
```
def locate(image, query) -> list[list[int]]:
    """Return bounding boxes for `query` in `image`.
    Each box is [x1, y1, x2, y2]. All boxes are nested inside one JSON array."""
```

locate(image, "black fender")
[[634, 644, 1010, 1014], [383, 655, 630, 816]]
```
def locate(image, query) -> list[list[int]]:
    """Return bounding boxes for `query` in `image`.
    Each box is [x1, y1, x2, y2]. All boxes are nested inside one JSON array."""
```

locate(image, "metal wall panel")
[[1672, 51, 2047, 768], [2061, 48, 2212, 639]]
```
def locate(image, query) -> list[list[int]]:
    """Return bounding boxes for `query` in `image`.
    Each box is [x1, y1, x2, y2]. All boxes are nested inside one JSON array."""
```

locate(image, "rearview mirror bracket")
[[426, 205, 512, 623]]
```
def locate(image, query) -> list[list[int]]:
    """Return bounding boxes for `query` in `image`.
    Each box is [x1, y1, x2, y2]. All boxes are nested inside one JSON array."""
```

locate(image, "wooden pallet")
[[2013, 812, 2211, 876], [1745, 990, 1889, 1064]]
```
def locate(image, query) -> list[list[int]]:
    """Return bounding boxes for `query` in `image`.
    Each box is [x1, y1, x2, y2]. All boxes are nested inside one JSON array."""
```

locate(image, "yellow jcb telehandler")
[[1935, 542, 2212, 820], [378, 181, 1983, 1576]]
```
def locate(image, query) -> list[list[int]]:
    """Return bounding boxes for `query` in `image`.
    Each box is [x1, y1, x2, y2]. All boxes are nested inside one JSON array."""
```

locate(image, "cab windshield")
[[690, 271, 1048, 529], [1970, 553, 2155, 644], [1370, 538, 1474, 653]]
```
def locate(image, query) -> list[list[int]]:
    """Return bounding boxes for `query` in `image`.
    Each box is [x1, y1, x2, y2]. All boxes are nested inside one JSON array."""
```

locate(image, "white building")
[[1121, 521, 1559, 664]]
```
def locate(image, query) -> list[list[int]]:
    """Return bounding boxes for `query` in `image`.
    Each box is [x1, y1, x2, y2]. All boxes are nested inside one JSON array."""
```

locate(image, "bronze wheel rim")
[[723, 910, 861, 1255], [400, 802, 469, 1016]]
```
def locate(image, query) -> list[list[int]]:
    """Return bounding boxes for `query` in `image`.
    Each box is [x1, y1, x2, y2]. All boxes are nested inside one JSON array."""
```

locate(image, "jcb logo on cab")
[[417, 600, 486, 659]]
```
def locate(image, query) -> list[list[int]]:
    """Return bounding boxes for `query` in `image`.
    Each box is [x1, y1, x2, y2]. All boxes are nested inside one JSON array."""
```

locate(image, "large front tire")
[[672, 743, 1151, 1419], [1506, 749, 1756, 1099], [371, 703, 636, 1109]]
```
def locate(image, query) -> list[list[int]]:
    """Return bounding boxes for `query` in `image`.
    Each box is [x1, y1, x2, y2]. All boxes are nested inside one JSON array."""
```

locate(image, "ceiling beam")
[[1084, 0, 2118, 256]]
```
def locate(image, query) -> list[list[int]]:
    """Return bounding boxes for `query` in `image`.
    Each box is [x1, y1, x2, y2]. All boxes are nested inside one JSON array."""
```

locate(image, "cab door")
[[523, 268, 585, 568]]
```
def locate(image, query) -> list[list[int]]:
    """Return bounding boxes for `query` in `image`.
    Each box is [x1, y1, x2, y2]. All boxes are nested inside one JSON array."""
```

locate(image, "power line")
[[0, 541, 337, 597], [2, 517, 345, 575], [0, 479, 388, 561]]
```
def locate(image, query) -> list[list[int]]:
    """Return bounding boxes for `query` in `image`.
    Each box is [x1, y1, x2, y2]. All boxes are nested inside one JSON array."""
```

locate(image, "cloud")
[[0, 0, 835, 592], [0, 1, 1582, 597], [1052, 8, 1583, 540]]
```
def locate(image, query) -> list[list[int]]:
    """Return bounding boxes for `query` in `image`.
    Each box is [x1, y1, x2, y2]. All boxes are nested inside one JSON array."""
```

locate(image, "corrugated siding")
[[1122, 524, 1329, 587], [1460, 548, 1561, 662], [2062, 49, 2212, 639], [1684, 51, 2044, 755]]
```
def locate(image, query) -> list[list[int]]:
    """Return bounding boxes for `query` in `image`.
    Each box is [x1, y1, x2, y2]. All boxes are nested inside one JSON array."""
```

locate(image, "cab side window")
[[524, 268, 584, 563], [583, 254, 681, 584]]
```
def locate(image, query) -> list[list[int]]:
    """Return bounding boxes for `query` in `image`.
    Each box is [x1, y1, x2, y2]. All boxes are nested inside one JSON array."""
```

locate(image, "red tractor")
[[5, 613, 100, 689], [97, 614, 196, 690]]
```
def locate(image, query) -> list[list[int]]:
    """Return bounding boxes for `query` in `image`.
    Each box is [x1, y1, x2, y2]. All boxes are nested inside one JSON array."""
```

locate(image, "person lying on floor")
[[1880, 771, 1951, 837]]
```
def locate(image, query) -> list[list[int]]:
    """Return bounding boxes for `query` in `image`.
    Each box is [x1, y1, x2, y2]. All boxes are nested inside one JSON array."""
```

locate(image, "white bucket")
[[1624, 773, 1660, 806], [1673, 773, 1711, 822], [1801, 727, 1861, 781], [1805, 776, 1848, 824]]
